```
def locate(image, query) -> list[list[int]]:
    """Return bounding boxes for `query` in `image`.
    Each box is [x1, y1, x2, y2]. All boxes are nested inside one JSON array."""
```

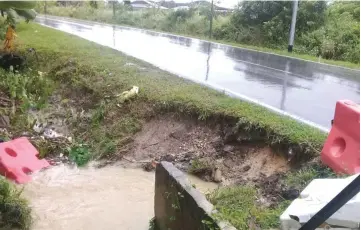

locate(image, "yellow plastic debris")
[[116, 86, 139, 107], [118, 86, 139, 100], [3, 25, 17, 53]]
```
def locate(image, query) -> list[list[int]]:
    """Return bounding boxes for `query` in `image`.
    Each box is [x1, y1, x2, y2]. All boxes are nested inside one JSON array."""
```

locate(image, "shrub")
[[0, 178, 32, 229]]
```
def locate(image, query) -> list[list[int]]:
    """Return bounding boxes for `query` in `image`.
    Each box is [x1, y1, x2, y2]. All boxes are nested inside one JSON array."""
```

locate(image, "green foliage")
[[227, 1, 327, 47], [189, 159, 211, 174], [284, 163, 340, 190], [41, 1, 359, 64], [0, 177, 32, 229], [148, 217, 157, 230], [68, 144, 91, 166], [0, 70, 54, 110], [301, 1, 360, 63], [0, 1, 36, 10], [0, 1, 37, 24], [89, 1, 98, 9], [208, 186, 289, 229], [91, 102, 106, 126]]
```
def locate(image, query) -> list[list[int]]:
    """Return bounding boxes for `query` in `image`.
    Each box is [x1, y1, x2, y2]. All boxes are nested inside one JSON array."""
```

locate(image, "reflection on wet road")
[[36, 15, 360, 129]]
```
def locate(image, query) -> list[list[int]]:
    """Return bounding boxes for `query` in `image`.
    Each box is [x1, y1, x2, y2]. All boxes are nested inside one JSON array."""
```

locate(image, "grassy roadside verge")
[[40, 9, 359, 70], [17, 22, 327, 160], [10, 22, 334, 229]]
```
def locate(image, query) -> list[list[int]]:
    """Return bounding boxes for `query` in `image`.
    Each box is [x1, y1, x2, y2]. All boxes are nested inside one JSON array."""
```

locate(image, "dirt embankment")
[[1, 79, 299, 208], [0, 59, 315, 213], [129, 117, 290, 181], [119, 116, 299, 205]]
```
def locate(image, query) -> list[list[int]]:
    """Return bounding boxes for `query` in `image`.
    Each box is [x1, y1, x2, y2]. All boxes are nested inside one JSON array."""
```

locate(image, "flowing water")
[[21, 163, 217, 230]]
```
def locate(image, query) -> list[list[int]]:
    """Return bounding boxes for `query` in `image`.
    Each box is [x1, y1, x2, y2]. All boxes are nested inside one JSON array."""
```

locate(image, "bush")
[[68, 144, 91, 166], [182, 14, 208, 36], [0, 178, 32, 229], [299, 2, 360, 63], [0, 70, 54, 110]]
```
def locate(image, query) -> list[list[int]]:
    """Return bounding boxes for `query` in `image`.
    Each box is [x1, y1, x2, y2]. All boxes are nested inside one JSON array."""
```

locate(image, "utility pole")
[[288, 0, 298, 52], [44, 1, 47, 15], [112, 1, 116, 19], [209, 0, 214, 39]]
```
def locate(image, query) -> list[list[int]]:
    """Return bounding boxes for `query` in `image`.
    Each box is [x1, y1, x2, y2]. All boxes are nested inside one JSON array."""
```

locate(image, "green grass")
[[41, 7, 359, 69], [188, 159, 211, 174], [0, 178, 32, 229], [15, 22, 327, 162], [284, 163, 341, 190], [207, 163, 340, 229], [208, 186, 290, 230], [0, 69, 54, 111]]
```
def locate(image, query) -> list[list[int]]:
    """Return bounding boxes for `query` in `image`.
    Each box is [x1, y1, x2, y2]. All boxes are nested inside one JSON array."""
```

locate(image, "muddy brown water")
[[21, 163, 217, 230]]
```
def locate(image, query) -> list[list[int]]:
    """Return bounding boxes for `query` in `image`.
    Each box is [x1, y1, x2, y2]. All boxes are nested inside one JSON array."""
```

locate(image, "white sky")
[[157, 0, 240, 9], [218, 0, 240, 8]]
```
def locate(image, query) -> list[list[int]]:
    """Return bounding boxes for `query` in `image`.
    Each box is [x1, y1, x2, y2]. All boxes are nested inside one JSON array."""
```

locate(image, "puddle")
[[21, 163, 216, 230]]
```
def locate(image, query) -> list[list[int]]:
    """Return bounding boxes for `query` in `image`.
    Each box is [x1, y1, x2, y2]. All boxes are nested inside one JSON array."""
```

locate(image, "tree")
[[301, 1, 360, 62], [227, 1, 327, 46], [89, 1, 98, 9], [0, 1, 37, 24]]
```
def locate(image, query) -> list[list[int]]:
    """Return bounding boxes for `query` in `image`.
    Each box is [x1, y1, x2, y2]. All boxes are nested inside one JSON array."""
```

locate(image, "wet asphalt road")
[[35, 15, 360, 129]]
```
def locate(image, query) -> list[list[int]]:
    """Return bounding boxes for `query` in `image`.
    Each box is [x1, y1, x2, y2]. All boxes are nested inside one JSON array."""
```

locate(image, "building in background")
[[122, 0, 232, 12], [129, 0, 168, 9]]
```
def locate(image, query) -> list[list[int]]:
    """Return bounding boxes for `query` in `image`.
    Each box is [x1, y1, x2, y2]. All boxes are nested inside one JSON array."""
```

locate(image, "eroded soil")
[[116, 116, 293, 205], [1, 79, 295, 207]]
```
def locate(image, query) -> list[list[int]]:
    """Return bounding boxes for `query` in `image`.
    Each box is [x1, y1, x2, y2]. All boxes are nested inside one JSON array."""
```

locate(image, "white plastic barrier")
[[280, 174, 360, 229]]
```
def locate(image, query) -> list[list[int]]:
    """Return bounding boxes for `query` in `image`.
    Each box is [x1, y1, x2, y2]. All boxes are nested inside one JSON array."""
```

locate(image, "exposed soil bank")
[[119, 115, 299, 208], [128, 116, 290, 184]]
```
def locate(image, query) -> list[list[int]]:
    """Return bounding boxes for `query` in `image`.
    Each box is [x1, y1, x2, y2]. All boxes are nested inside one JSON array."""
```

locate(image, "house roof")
[[158, 0, 231, 11], [131, 0, 168, 9], [129, 0, 232, 11]]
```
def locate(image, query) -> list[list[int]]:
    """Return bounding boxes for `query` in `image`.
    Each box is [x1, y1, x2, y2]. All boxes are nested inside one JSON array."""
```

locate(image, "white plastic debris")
[[116, 86, 139, 103], [280, 174, 360, 229], [43, 128, 63, 139], [33, 121, 45, 133]]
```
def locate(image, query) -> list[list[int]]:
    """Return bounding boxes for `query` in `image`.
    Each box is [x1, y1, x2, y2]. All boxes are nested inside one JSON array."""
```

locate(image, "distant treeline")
[[36, 1, 360, 63]]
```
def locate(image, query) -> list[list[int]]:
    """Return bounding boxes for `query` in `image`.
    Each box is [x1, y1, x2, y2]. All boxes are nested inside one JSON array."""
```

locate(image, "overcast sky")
[[157, 0, 240, 9]]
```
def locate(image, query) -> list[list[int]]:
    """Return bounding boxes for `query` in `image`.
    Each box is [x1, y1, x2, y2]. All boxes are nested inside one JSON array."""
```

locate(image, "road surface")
[[35, 15, 360, 130]]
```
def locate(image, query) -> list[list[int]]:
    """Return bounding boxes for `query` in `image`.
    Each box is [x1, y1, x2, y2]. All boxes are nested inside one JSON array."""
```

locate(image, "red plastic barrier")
[[0, 137, 49, 183], [321, 100, 360, 174]]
